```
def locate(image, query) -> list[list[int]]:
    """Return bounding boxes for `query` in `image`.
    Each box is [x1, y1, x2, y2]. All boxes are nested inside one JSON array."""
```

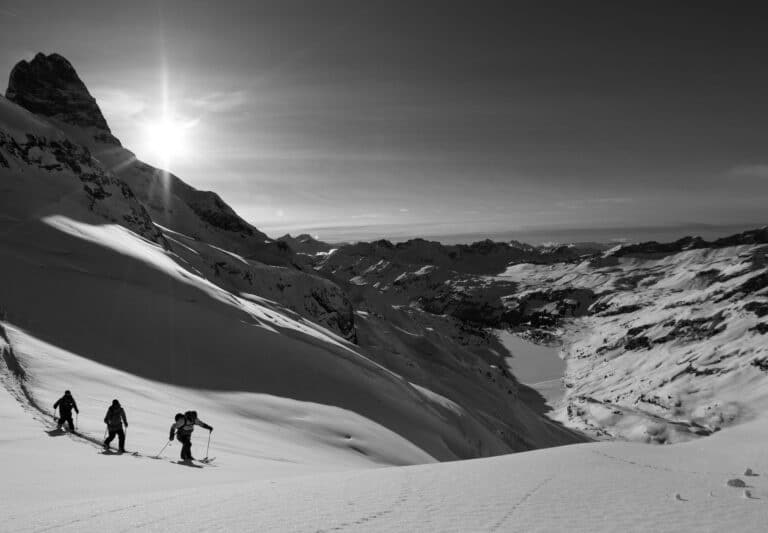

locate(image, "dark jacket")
[[53, 394, 79, 416], [104, 405, 128, 429], [169, 412, 211, 440]]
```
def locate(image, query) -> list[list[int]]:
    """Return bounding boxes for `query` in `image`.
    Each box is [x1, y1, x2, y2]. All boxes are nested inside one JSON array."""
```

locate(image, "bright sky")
[[1, 1, 766, 241]]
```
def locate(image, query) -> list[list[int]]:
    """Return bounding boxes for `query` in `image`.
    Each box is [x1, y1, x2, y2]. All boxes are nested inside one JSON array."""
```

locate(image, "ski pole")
[[155, 440, 172, 458], [75, 412, 79, 431], [204, 430, 212, 460]]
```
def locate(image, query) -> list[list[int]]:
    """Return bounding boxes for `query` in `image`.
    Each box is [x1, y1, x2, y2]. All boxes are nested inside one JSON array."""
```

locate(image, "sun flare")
[[143, 116, 192, 165]]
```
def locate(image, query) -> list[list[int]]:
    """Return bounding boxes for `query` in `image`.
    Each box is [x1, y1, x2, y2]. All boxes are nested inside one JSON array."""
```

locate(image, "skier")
[[169, 410, 213, 462], [53, 390, 79, 432], [103, 399, 128, 453]]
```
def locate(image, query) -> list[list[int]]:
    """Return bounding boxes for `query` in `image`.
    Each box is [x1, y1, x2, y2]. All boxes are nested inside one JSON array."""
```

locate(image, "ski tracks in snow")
[[50, 462, 560, 532], [315, 468, 415, 532], [487, 476, 554, 532], [591, 449, 736, 477]]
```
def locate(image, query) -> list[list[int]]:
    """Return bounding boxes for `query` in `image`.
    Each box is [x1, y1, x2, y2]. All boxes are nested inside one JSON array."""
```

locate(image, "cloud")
[[91, 87, 146, 118], [728, 164, 768, 179], [185, 90, 250, 113], [593, 197, 633, 204], [556, 197, 633, 209]]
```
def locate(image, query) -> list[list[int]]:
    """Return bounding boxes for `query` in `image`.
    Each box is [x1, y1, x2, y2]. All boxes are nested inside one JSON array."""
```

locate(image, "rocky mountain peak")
[[5, 52, 119, 143]]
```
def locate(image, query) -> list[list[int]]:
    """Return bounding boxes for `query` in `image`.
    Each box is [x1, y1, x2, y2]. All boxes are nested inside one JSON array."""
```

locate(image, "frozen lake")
[[498, 331, 566, 406]]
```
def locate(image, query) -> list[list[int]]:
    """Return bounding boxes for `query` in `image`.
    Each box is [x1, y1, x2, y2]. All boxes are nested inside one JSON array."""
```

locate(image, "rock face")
[[312, 238, 604, 330], [277, 233, 334, 255], [0, 127, 164, 246], [320, 238, 606, 278], [605, 229, 768, 259], [6, 53, 119, 144], [0, 94, 164, 246]]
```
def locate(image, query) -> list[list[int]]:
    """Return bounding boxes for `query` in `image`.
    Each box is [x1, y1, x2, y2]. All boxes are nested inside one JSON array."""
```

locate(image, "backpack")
[[106, 406, 123, 426]]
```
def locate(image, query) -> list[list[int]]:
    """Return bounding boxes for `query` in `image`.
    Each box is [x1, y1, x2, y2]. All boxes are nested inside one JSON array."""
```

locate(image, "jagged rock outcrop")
[[320, 238, 604, 278], [0, 97, 164, 246], [605, 228, 768, 259], [6, 53, 120, 144], [312, 236, 605, 329], [277, 233, 333, 255]]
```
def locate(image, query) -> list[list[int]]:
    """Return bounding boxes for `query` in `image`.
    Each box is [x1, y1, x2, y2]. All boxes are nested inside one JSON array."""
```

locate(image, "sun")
[[142, 115, 194, 168]]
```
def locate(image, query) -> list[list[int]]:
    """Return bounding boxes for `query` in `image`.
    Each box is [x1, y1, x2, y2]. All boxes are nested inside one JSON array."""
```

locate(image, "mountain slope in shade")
[[0, 88, 517, 461], [278, 233, 334, 255]]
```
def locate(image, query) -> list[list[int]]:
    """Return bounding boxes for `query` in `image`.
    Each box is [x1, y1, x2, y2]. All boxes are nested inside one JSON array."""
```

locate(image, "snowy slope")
[[4, 338, 768, 531], [1, 60, 525, 461], [494, 242, 768, 442], [0, 211, 511, 461], [1, 322, 433, 471]]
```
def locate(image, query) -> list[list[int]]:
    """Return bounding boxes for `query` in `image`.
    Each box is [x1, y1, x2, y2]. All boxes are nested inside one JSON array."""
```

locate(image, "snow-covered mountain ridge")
[[310, 228, 768, 443], [500, 235, 768, 442]]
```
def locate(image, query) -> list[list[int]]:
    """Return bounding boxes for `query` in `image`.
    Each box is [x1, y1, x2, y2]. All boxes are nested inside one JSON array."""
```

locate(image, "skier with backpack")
[[103, 399, 128, 453], [169, 410, 213, 462], [53, 390, 79, 432]]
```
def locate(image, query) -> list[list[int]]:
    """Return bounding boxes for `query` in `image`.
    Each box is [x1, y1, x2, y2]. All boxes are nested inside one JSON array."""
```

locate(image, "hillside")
[[0, 52, 583, 467], [4, 327, 768, 530], [309, 227, 768, 444], [496, 234, 768, 442]]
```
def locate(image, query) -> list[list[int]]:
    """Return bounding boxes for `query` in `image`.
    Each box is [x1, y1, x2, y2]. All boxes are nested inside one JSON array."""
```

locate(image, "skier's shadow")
[[176, 461, 203, 468], [46, 428, 66, 437]]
